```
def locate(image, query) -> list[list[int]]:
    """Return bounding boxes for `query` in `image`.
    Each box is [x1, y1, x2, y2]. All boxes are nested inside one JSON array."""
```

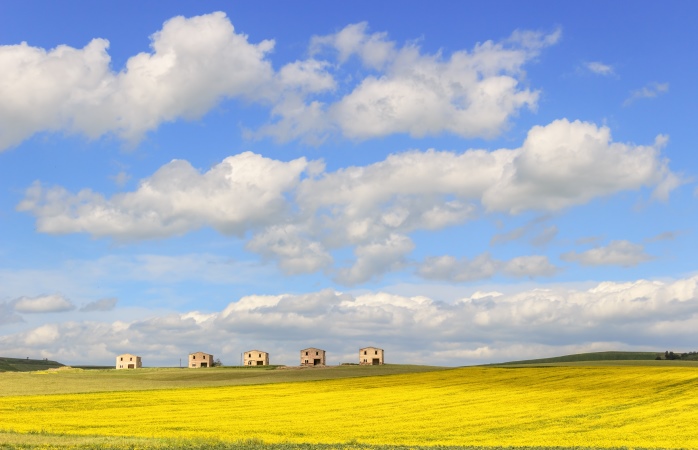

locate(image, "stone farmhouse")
[[300, 347, 326, 366], [244, 350, 269, 366], [189, 351, 214, 368], [116, 353, 142, 369], [359, 347, 384, 365]]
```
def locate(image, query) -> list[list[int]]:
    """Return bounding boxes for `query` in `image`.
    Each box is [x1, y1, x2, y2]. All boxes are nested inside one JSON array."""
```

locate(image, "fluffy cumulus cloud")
[[562, 240, 653, 267], [0, 12, 277, 151], [12, 294, 75, 313], [1, 275, 697, 365], [0, 14, 562, 151], [246, 224, 333, 275], [260, 25, 561, 143], [18, 152, 313, 239], [334, 234, 415, 285], [481, 120, 678, 212], [18, 119, 679, 282]]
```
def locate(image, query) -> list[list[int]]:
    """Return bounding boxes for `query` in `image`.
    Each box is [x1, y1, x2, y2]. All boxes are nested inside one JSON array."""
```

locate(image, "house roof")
[[359, 347, 384, 351], [244, 350, 268, 354], [300, 347, 325, 352], [189, 351, 213, 356]]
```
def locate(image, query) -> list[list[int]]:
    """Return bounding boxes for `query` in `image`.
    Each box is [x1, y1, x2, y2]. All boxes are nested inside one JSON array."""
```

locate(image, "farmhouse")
[[189, 351, 214, 368], [300, 347, 326, 366], [359, 347, 384, 365], [244, 350, 269, 366], [116, 353, 142, 369]]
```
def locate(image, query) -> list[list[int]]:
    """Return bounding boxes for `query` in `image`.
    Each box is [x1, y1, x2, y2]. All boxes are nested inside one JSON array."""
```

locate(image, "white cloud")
[[419, 254, 499, 282], [18, 119, 679, 283], [1, 275, 697, 366], [246, 224, 333, 275], [24, 324, 61, 346], [562, 240, 652, 267], [18, 152, 312, 239], [80, 298, 118, 312], [0, 12, 276, 151], [482, 120, 676, 212], [277, 59, 336, 94], [0, 15, 565, 150], [334, 234, 415, 285], [13, 294, 75, 313], [260, 26, 561, 143], [584, 61, 615, 76], [295, 119, 677, 245], [310, 22, 396, 70], [503, 255, 559, 277], [419, 253, 557, 282], [624, 82, 669, 106]]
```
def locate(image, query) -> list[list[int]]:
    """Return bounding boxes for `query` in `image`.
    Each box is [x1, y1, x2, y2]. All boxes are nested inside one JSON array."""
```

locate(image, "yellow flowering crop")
[[1, 366, 697, 448]]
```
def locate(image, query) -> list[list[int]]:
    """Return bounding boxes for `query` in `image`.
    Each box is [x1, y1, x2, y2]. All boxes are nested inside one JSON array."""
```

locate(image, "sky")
[[1, 1, 697, 367]]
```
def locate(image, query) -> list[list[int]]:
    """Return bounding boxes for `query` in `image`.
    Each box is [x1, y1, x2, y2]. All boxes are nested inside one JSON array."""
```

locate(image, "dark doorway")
[[128, 364, 135, 369], [372, 359, 380, 365], [256, 361, 263, 366], [313, 359, 321, 366], [200, 362, 208, 368]]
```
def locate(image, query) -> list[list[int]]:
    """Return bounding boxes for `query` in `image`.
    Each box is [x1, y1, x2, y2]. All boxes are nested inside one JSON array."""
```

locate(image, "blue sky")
[[1, 1, 697, 366]]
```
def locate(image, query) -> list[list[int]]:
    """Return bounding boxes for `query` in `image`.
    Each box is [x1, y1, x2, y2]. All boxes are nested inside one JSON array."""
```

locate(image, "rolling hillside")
[[0, 356, 64, 372], [493, 351, 662, 365]]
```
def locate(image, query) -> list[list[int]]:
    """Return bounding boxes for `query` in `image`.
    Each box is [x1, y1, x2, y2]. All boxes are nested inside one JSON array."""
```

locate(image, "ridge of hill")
[[493, 351, 664, 365], [0, 356, 64, 372]]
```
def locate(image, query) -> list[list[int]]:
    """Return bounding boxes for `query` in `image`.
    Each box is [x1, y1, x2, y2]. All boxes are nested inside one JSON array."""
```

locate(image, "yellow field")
[[1, 366, 697, 448]]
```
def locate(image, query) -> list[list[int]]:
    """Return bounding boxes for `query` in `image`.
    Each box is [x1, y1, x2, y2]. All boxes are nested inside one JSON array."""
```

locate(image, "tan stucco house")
[[300, 347, 326, 366], [359, 347, 384, 365], [116, 353, 142, 369], [189, 351, 214, 368], [244, 350, 269, 366]]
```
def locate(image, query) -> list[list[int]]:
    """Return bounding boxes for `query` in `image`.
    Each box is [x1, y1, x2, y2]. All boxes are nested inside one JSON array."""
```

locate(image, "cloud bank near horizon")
[[1, 274, 696, 366]]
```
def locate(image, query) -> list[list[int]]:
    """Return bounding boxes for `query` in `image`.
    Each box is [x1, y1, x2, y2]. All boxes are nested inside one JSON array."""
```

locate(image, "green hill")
[[494, 351, 661, 365], [0, 356, 64, 372]]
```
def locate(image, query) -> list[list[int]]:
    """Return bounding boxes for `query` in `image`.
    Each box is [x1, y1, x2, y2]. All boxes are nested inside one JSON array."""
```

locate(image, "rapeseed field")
[[1, 366, 697, 448]]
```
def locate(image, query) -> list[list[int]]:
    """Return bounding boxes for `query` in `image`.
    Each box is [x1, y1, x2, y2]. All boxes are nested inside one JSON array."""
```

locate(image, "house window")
[[305, 351, 308, 355], [364, 351, 367, 355], [248, 361, 252, 365], [375, 351, 378, 355], [193, 355, 196, 359], [249, 354, 251, 357], [191, 364, 195, 367], [203, 355, 206, 359], [316, 351, 319, 355], [120, 357, 123, 361], [130, 357, 132, 361], [305, 359, 308, 363], [258, 354, 261, 357]]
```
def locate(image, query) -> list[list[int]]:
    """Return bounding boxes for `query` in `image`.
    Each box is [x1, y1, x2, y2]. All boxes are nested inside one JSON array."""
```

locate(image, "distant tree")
[[212, 358, 223, 367], [665, 351, 680, 360]]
